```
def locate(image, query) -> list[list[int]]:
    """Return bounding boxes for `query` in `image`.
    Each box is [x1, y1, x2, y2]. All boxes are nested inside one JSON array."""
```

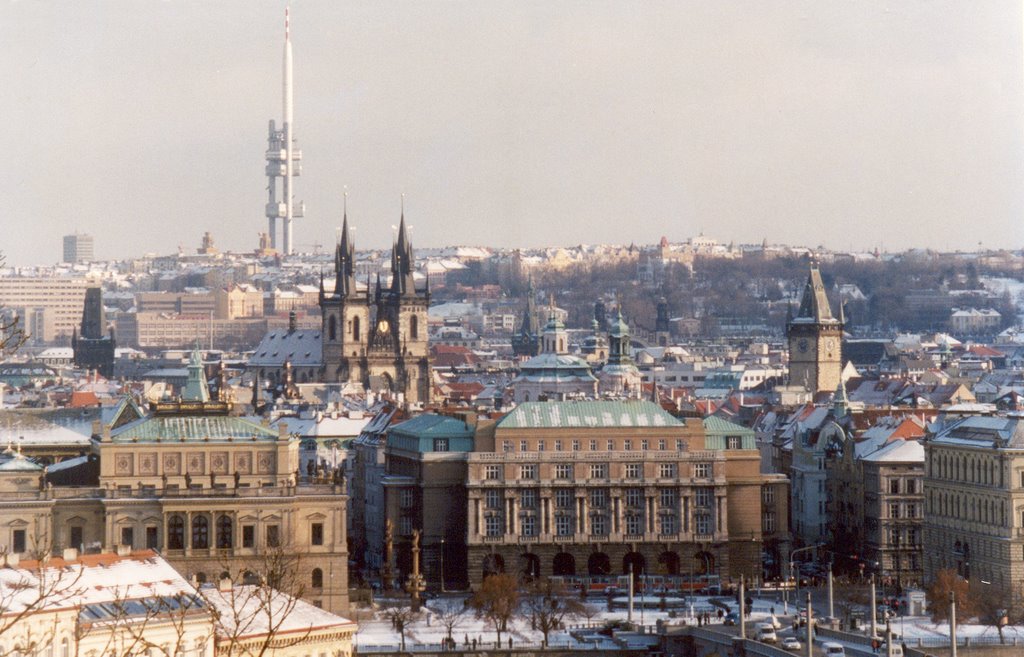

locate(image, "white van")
[[822, 642, 846, 657], [755, 623, 778, 643], [885, 643, 904, 657]]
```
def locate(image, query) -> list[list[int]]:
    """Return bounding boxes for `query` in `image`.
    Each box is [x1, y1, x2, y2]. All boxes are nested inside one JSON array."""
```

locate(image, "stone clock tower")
[[787, 263, 843, 393]]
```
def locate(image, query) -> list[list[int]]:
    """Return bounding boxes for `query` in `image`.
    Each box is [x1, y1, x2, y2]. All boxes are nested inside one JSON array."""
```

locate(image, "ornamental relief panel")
[[162, 453, 181, 475], [210, 452, 229, 475], [138, 453, 157, 475], [115, 454, 133, 476], [233, 452, 252, 475], [186, 452, 205, 474], [256, 451, 275, 475]]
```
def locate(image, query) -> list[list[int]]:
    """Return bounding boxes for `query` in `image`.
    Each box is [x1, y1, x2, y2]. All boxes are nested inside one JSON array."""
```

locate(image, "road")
[[701, 617, 877, 657]]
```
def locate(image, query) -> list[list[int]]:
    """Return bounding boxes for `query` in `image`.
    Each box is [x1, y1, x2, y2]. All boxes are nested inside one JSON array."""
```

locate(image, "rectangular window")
[[520, 464, 537, 480], [590, 440, 597, 451], [727, 436, 742, 450], [676, 440, 685, 451], [521, 515, 537, 536], [555, 489, 574, 508], [659, 463, 677, 478], [905, 479, 917, 494], [607, 439, 615, 451], [572, 440, 580, 451], [625, 463, 642, 479], [266, 525, 280, 548], [625, 514, 643, 535], [484, 465, 502, 480], [659, 488, 677, 508], [146, 526, 158, 550], [502, 440, 512, 453], [311, 522, 324, 546], [555, 515, 573, 536], [642, 440, 649, 451], [589, 488, 608, 508], [555, 440, 563, 452], [520, 489, 537, 508], [555, 464, 574, 479], [242, 525, 255, 548], [400, 517, 413, 536], [890, 479, 900, 494], [694, 462, 711, 478], [695, 513, 712, 535], [120, 527, 134, 548], [520, 440, 528, 452], [625, 488, 643, 507], [695, 487, 713, 507], [538, 440, 545, 452], [590, 463, 608, 479], [433, 438, 450, 452], [591, 514, 608, 536], [400, 489, 415, 508], [485, 515, 503, 537], [762, 511, 776, 533], [12, 529, 26, 554], [889, 503, 900, 519], [485, 489, 503, 509], [658, 439, 666, 451], [660, 515, 676, 535], [624, 439, 633, 451], [762, 486, 775, 505]]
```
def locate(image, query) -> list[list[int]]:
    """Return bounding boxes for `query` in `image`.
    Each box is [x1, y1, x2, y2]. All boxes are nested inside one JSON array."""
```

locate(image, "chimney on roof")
[[288, 311, 297, 333], [62, 547, 79, 562], [116, 544, 131, 557], [219, 576, 233, 593], [4, 553, 20, 568]]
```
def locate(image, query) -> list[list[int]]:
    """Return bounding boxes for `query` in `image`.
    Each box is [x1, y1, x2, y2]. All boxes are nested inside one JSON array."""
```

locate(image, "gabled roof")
[[498, 400, 682, 429], [249, 329, 323, 368]]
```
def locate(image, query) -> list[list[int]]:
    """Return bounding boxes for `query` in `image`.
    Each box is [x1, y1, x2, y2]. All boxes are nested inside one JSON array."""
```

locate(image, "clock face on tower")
[[797, 338, 809, 353], [825, 338, 836, 356], [377, 319, 390, 333]]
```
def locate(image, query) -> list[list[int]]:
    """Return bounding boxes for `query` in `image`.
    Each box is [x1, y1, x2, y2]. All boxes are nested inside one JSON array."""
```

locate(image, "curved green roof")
[[110, 415, 279, 443], [499, 400, 682, 429]]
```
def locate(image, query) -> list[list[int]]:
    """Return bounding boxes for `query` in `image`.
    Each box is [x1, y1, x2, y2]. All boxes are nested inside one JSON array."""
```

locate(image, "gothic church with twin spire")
[[249, 210, 431, 405]]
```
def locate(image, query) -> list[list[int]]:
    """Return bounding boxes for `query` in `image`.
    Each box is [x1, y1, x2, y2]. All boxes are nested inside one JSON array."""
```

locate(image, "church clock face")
[[378, 319, 390, 333], [825, 338, 836, 356], [797, 338, 809, 353]]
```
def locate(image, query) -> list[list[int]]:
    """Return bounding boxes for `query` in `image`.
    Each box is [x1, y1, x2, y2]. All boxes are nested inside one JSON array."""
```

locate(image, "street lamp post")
[[789, 543, 824, 611], [440, 538, 446, 593]]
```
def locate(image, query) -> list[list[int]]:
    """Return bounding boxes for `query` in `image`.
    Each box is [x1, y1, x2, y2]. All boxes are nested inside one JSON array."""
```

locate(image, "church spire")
[[334, 199, 356, 298], [391, 197, 417, 295], [795, 263, 836, 323]]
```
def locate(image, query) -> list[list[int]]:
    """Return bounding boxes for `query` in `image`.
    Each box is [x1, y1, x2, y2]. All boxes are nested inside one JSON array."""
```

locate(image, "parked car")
[[781, 637, 802, 651], [822, 642, 846, 657], [723, 612, 738, 626]]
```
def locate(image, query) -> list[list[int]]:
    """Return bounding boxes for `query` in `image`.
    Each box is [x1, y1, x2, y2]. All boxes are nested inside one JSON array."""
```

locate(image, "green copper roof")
[[390, 414, 475, 439], [499, 400, 682, 429], [702, 416, 755, 436], [181, 348, 210, 403], [110, 415, 279, 443]]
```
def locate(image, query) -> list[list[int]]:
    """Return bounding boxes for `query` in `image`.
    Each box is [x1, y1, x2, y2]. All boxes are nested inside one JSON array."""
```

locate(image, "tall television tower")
[[264, 6, 303, 255]]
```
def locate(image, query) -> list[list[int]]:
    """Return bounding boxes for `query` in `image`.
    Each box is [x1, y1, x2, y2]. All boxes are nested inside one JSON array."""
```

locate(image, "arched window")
[[328, 315, 337, 341], [410, 314, 418, 339], [168, 516, 185, 550], [192, 516, 209, 550], [312, 567, 323, 588], [216, 515, 233, 549], [352, 316, 360, 341]]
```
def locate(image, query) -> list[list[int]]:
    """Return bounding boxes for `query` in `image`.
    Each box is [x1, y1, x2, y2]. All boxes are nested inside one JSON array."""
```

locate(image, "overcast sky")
[[2, 1, 1023, 266]]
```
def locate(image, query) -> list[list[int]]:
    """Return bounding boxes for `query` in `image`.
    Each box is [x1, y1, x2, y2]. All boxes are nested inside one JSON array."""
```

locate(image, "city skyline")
[[3, 1, 1024, 266]]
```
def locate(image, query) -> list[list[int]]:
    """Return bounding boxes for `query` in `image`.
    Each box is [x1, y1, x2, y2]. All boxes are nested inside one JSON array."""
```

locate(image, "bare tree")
[[0, 533, 84, 655], [0, 253, 26, 358], [469, 573, 519, 646], [204, 544, 314, 657], [834, 586, 869, 631], [522, 577, 585, 647], [971, 581, 1011, 645], [431, 598, 467, 649], [381, 599, 419, 652], [75, 586, 210, 657]]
